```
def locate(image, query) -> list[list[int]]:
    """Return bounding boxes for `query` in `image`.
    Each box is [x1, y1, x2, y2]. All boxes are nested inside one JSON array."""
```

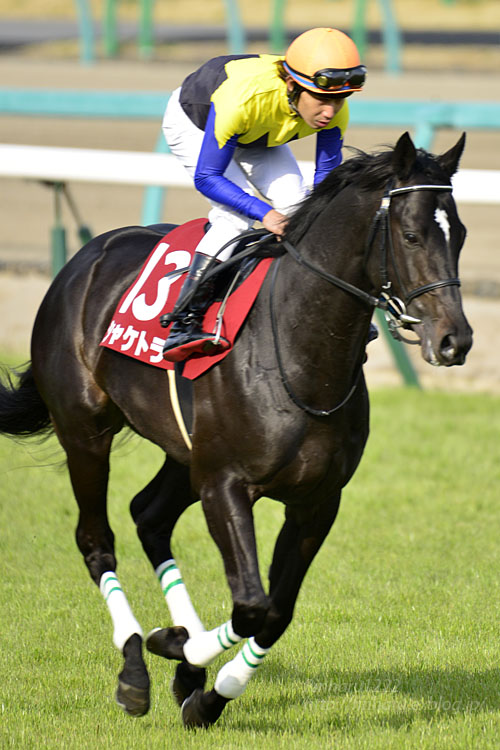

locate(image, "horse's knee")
[[232, 594, 271, 638], [130, 488, 154, 536], [75, 522, 116, 584]]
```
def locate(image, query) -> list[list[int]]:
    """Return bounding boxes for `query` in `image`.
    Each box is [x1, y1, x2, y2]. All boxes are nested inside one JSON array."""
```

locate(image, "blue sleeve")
[[193, 103, 271, 222], [314, 126, 343, 186]]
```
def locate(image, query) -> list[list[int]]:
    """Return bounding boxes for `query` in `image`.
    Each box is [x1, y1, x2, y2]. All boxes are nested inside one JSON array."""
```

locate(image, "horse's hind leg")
[[130, 456, 207, 701], [57, 419, 149, 716], [130, 456, 205, 638]]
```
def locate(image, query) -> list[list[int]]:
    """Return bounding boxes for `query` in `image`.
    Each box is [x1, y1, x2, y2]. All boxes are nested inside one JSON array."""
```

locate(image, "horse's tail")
[[0, 363, 52, 437]]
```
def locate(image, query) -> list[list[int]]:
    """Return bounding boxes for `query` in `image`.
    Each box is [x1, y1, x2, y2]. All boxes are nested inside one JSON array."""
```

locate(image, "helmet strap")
[[287, 83, 302, 115]]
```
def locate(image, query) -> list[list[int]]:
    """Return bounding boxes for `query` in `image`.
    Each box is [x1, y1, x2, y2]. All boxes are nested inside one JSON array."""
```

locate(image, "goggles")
[[284, 61, 366, 92]]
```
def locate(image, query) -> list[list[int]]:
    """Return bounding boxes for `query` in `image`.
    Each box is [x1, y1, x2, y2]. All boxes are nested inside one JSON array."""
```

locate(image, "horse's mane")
[[283, 144, 445, 244]]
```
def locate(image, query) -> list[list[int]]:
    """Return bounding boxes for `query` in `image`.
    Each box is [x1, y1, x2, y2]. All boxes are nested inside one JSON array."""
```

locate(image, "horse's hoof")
[[171, 661, 207, 706], [146, 626, 189, 660], [181, 689, 211, 729], [117, 634, 150, 716], [181, 688, 228, 729], [116, 679, 150, 717]]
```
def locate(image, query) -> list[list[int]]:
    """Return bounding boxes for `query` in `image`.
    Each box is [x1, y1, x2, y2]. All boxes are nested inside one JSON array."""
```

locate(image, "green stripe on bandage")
[[163, 578, 183, 596], [224, 623, 239, 646], [247, 641, 266, 660], [105, 586, 122, 601], [103, 574, 119, 585], [217, 630, 232, 651], [241, 649, 260, 669], [158, 562, 178, 581]]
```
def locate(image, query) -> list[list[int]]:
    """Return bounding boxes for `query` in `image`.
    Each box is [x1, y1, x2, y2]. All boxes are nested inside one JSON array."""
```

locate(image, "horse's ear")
[[437, 132, 466, 178], [392, 132, 417, 180]]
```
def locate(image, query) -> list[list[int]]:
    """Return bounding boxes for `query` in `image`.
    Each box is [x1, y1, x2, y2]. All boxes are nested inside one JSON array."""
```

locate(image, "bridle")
[[367, 181, 460, 342], [270, 180, 460, 416]]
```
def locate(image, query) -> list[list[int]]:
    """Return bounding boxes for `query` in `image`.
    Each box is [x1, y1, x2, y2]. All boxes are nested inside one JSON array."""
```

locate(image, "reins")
[[270, 180, 459, 416], [280, 183, 459, 322], [269, 255, 363, 418], [282, 238, 379, 308], [162, 180, 460, 418]]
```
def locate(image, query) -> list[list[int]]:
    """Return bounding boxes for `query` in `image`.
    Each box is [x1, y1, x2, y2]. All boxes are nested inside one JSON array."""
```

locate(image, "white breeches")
[[162, 87, 308, 261]]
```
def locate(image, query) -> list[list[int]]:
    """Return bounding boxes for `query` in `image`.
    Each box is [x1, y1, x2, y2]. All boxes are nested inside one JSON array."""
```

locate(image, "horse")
[[0, 132, 472, 728]]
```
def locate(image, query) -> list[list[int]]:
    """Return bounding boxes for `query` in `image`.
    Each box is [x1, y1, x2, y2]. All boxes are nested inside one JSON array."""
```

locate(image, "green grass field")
[[0, 373, 499, 749]]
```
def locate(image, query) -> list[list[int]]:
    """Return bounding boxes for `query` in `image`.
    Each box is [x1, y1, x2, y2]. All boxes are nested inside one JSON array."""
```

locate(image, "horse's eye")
[[403, 232, 418, 245]]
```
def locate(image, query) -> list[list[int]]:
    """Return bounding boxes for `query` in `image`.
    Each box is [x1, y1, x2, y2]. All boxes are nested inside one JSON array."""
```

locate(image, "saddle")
[[100, 219, 278, 380], [154, 223, 281, 329]]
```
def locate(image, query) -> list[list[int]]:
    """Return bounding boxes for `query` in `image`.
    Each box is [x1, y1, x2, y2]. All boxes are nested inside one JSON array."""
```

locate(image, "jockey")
[[162, 27, 366, 363]]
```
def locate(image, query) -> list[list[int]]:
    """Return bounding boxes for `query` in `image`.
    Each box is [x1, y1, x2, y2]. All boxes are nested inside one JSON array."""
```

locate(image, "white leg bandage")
[[100, 571, 142, 652], [214, 637, 270, 699], [183, 620, 242, 668], [156, 560, 205, 637]]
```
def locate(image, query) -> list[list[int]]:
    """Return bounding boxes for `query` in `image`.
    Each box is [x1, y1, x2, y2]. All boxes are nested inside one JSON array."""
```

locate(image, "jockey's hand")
[[262, 209, 288, 237]]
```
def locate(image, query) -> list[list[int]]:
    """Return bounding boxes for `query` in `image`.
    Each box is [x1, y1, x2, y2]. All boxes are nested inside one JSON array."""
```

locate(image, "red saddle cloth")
[[100, 218, 273, 380]]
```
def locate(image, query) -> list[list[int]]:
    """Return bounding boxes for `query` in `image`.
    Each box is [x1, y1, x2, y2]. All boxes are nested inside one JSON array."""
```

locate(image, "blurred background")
[[0, 0, 499, 391]]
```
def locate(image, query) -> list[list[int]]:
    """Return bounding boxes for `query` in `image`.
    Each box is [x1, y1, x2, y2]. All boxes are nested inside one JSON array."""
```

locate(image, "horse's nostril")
[[440, 334, 458, 363]]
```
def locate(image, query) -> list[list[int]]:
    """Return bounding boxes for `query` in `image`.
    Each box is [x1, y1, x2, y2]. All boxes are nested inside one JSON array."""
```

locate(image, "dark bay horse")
[[0, 132, 472, 728]]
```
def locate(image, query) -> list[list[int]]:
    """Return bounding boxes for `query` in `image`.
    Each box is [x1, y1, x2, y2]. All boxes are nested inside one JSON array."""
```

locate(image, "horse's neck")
[[265, 208, 375, 399], [290, 199, 375, 328], [285, 245, 371, 346]]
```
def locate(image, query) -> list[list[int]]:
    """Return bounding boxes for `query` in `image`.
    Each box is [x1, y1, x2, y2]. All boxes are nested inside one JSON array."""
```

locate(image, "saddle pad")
[[100, 218, 273, 380]]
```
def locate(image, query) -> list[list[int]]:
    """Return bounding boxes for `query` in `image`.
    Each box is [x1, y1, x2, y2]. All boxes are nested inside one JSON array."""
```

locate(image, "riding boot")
[[162, 252, 230, 363]]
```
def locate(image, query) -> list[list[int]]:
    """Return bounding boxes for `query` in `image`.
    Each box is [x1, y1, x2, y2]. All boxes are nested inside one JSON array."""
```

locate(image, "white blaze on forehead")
[[434, 207, 450, 244]]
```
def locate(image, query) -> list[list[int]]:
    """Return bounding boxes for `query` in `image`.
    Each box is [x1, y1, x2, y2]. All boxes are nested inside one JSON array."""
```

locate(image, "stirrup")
[[163, 332, 231, 363]]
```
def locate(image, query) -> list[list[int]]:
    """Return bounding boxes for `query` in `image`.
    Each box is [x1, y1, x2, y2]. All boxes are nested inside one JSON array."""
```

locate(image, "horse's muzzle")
[[421, 323, 473, 367]]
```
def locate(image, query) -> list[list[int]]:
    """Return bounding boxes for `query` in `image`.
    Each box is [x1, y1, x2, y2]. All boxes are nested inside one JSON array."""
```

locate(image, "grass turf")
[[0, 380, 499, 748]]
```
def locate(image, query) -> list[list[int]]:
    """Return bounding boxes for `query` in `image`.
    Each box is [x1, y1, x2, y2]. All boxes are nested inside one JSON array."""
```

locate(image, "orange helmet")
[[284, 28, 366, 95]]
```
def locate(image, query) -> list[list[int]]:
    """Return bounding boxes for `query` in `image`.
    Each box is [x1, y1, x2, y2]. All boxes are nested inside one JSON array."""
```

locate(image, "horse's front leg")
[[253, 492, 342, 648], [171, 477, 268, 727], [201, 478, 270, 637], [131, 457, 206, 639], [181, 492, 341, 728]]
